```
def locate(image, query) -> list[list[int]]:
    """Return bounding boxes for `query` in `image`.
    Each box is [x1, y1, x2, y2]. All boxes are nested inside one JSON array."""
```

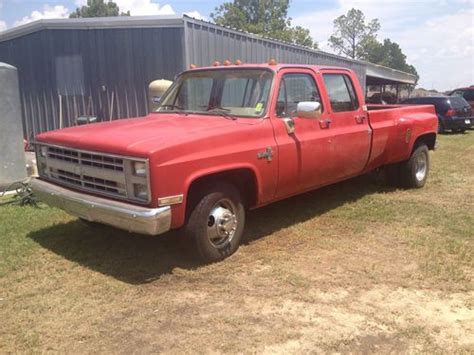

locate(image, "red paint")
[[36, 64, 438, 229]]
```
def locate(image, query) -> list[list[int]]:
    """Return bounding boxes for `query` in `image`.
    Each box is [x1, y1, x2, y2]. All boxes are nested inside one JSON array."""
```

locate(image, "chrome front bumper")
[[31, 178, 171, 235]]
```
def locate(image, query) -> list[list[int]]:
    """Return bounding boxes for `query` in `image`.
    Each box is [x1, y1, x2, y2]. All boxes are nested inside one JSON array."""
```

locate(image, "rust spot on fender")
[[405, 128, 412, 143]]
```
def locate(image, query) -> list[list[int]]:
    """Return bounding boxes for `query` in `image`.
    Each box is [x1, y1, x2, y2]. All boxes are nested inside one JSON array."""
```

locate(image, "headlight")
[[132, 161, 147, 177], [133, 183, 149, 201]]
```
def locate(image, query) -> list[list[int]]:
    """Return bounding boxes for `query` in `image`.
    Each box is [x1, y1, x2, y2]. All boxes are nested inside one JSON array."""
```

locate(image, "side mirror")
[[296, 101, 322, 119]]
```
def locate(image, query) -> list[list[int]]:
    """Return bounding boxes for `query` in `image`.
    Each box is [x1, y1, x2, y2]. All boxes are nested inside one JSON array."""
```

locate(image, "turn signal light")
[[158, 194, 184, 207]]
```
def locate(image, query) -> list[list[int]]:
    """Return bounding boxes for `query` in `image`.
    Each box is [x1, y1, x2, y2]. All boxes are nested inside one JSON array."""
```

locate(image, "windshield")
[[155, 69, 273, 118]]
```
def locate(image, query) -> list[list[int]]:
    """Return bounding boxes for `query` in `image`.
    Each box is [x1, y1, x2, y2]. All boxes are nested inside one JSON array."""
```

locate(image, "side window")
[[323, 74, 359, 112], [344, 76, 359, 109], [276, 73, 321, 118]]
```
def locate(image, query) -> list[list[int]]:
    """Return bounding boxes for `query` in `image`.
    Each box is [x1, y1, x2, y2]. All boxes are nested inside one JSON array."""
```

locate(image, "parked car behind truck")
[[449, 86, 474, 110], [32, 63, 438, 262], [401, 96, 473, 133]]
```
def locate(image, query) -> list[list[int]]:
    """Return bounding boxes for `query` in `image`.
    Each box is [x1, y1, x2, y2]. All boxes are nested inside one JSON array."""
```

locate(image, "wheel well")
[[186, 168, 258, 216], [413, 133, 436, 151]]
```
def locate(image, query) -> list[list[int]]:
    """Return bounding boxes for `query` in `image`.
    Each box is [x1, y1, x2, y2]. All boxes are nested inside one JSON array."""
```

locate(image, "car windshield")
[[155, 69, 273, 118]]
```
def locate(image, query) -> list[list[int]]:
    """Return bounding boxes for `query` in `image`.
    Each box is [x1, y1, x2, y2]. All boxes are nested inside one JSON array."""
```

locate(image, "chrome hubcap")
[[207, 199, 237, 248], [415, 153, 427, 181]]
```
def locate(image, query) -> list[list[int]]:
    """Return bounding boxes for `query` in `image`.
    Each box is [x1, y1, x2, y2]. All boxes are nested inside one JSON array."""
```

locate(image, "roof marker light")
[[213, 61, 221, 66], [190, 64, 197, 69], [235, 59, 242, 65], [223, 60, 231, 66], [268, 59, 277, 65]]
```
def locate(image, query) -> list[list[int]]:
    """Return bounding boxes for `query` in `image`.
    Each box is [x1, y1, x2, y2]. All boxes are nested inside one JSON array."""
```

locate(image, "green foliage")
[[365, 39, 419, 82], [329, 8, 418, 83], [69, 0, 130, 18], [211, 0, 318, 49], [328, 8, 380, 59]]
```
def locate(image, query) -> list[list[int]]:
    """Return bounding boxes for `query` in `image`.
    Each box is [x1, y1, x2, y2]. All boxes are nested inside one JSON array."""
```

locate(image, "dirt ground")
[[1, 133, 473, 353]]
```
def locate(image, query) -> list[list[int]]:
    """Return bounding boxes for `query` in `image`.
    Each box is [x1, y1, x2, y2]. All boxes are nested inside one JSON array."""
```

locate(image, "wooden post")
[[109, 91, 115, 121], [58, 94, 63, 129]]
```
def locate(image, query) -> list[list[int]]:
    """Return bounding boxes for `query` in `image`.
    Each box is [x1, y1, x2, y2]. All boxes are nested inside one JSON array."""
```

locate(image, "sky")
[[0, 0, 473, 91]]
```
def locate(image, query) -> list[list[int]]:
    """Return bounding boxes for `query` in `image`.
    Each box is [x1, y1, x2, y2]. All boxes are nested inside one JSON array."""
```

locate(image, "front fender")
[[157, 159, 273, 229]]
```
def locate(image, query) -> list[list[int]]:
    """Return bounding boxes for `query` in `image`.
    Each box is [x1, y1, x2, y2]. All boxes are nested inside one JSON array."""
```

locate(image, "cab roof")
[[187, 63, 353, 73]]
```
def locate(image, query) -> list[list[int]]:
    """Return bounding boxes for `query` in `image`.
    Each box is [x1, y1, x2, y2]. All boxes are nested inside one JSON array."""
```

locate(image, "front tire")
[[185, 183, 245, 263]]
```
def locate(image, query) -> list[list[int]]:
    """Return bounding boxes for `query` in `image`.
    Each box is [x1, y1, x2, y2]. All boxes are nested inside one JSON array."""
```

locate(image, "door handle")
[[355, 115, 366, 124], [319, 119, 332, 129]]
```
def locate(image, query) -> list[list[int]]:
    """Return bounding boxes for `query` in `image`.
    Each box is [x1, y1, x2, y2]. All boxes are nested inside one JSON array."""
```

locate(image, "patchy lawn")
[[1, 132, 473, 353]]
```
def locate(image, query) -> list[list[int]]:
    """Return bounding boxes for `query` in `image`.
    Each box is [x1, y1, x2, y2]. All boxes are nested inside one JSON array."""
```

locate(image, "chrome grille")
[[49, 168, 126, 197], [36, 144, 150, 204], [47, 146, 124, 171]]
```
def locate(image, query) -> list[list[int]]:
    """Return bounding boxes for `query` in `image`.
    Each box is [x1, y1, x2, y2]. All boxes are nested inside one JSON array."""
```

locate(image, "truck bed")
[[365, 104, 437, 171]]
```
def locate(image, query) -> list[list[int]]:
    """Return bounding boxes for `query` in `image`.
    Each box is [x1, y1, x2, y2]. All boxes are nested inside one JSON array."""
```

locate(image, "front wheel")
[[185, 183, 245, 263]]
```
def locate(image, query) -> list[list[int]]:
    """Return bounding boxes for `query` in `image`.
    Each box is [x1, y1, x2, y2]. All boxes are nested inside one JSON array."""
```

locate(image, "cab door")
[[320, 71, 371, 180], [270, 69, 334, 198]]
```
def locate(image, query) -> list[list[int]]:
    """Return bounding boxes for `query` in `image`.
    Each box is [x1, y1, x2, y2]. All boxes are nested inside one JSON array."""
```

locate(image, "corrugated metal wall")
[[183, 19, 367, 90], [0, 27, 184, 140], [0, 17, 408, 140]]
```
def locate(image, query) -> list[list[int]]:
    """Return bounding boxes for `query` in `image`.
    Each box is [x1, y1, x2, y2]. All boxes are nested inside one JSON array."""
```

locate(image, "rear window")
[[447, 97, 470, 109], [451, 89, 474, 101]]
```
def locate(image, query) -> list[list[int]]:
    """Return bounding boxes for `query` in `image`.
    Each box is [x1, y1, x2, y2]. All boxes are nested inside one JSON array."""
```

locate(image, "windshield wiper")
[[205, 107, 237, 120]]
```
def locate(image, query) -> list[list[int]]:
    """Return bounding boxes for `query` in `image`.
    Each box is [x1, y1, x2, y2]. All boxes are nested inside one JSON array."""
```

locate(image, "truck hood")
[[36, 113, 263, 157]]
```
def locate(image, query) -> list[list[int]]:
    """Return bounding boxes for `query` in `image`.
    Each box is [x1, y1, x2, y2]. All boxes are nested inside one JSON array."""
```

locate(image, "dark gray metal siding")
[[0, 16, 416, 139], [0, 27, 184, 139], [183, 19, 367, 90]]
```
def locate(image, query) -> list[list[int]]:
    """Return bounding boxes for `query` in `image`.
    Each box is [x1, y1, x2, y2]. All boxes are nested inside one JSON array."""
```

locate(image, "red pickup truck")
[[32, 64, 438, 262]]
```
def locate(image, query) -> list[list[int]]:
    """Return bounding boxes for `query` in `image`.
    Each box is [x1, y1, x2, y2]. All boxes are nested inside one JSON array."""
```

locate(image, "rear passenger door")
[[321, 71, 371, 180]]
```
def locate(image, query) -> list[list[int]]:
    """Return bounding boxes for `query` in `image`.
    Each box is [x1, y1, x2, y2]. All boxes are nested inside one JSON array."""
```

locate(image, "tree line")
[[70, 0, 418, 81]]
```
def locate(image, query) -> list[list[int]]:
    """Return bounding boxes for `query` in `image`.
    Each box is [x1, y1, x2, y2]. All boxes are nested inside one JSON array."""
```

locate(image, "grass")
[[0, 132, 473, 352]]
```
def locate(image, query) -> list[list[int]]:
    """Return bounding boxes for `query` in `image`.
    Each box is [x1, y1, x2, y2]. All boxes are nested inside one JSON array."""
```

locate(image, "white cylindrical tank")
[[148, 79, 172, 112], [0, 63, 26, 189]]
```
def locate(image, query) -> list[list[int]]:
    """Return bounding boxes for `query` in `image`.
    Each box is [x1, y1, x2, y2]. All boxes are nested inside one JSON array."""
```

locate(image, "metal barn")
[[0, 15, 417, 140]]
